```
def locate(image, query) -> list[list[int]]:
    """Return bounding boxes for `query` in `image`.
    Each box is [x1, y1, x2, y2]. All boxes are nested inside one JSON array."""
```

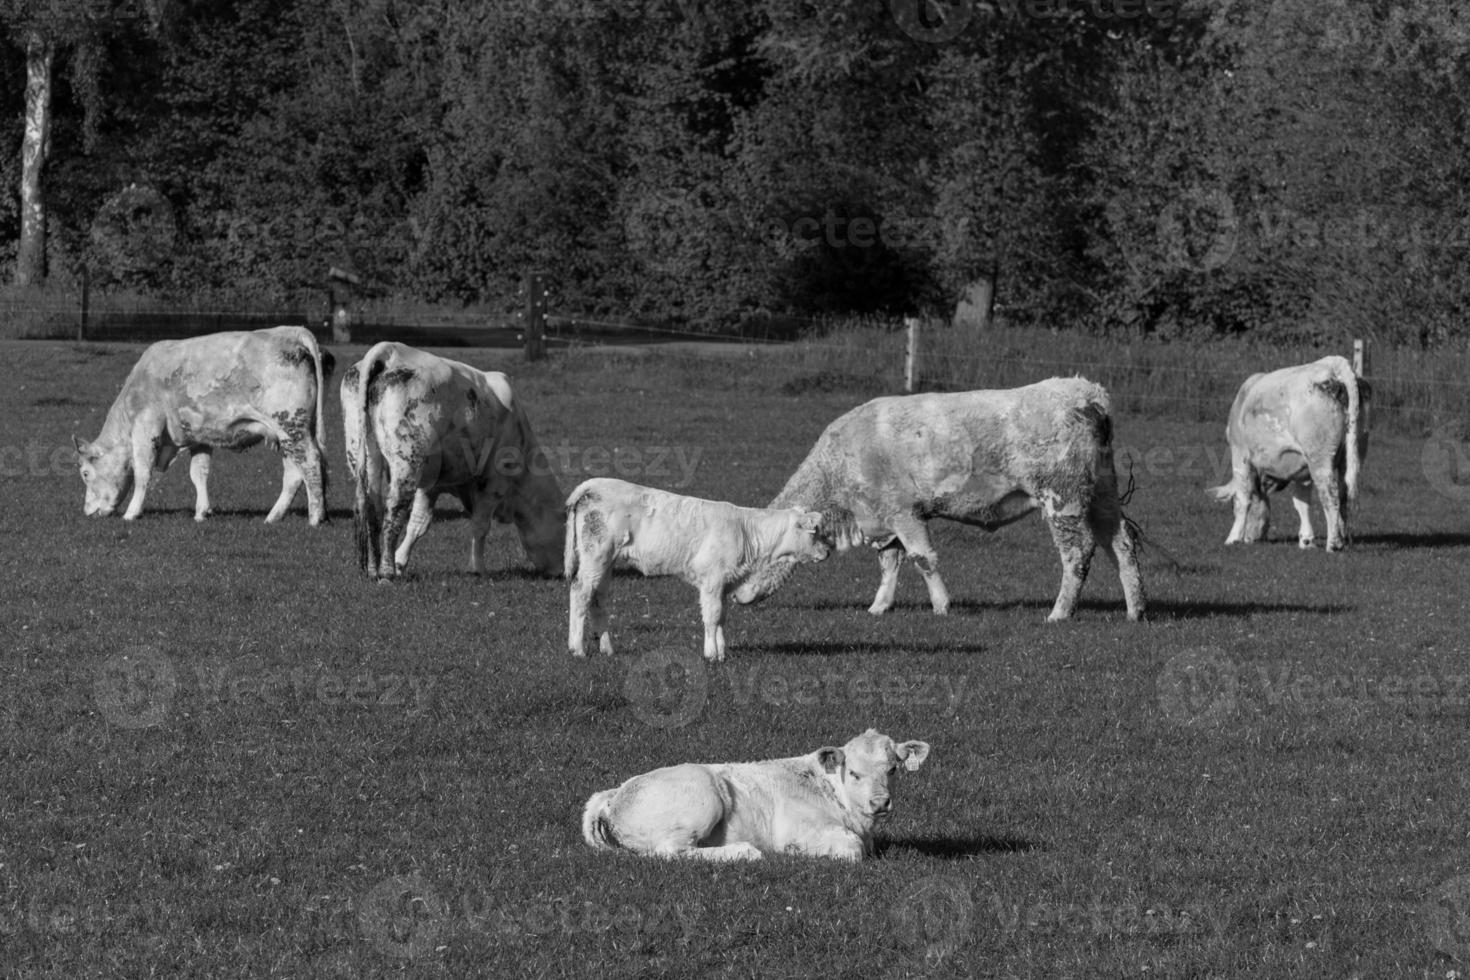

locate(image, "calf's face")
[[730, 510, 829, 604], [73, 438, 130, 517], [818, 729, 931, 820]]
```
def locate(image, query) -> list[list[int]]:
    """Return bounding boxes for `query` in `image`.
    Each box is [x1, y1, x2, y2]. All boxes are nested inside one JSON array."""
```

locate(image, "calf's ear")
[[796, 511, 822, 534], [816, 747, 845, 773], [72, 435, 91, 457], [896, 740, 931, 772]]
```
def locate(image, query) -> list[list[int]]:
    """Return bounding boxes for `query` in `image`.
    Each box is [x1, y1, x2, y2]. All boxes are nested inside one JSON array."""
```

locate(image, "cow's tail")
[[354, 343, 395, 577], [581, 789, 621, 851], [563, 481, 595, 582], [1333, 356, 1363, 509], [297, 327, 330, 451]]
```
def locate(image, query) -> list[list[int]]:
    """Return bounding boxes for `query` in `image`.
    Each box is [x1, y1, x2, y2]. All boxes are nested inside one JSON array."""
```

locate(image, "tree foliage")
[[0, 0, 1466, 343]]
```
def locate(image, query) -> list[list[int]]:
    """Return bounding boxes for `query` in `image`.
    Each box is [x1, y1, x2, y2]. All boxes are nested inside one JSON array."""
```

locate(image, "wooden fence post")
[[524, 270, 547, 361], [904, 316, 919, 393]]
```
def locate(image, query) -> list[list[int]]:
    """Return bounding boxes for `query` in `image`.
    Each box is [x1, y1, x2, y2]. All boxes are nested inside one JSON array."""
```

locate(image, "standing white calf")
[[582, 729, 931, 861], [564, 478, 829, 662]]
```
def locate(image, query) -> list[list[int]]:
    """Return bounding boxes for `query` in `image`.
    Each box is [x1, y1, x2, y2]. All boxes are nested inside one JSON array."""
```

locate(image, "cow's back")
[[813, 379, 1113, 508]]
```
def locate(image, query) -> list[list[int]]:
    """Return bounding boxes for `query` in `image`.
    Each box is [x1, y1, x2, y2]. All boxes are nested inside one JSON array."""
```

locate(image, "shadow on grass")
[[741, 640, 991, 656], [1353, 531, 1470, 549], [111, 505, 355, 523], [877, 833, 1041, 859]]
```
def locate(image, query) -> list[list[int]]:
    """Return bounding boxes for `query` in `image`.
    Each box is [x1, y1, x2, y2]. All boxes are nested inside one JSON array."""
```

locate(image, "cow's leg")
[[787, 829, 864, 862], [188, 449, 213, 521], [699, 584, 727, 662], [1309, 458, 1347, 552], [392, 490, 436, 573], [656, 842, 763, 862], [122, 429, 160, 520], [1089, 497, 1146, 622], [569, 555, 613, 657], [266, 455, 305, 524], [1043, 503, 1096, 622], [1289, 482, 1316, 549], [376, 477, 416, 580], [1225, 463, 1272, 545], [869, 543, 904, 615], [464, 495, 496, 575], [591, 577, 614, 656], [294, 436, 327, 526], [887, 518, 949, 615]]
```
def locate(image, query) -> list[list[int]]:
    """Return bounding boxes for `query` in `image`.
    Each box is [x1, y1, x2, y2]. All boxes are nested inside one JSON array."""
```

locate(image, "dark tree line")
[[0, 0, 1466, 343]]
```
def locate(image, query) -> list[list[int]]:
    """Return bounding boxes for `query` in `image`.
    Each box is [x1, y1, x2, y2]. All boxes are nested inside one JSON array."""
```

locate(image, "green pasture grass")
[[4, 340, 1470, 977]]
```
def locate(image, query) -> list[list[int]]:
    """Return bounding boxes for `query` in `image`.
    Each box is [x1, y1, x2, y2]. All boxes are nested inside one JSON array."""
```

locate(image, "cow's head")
[[502, 439, 566, 577], [72, 435, 131, 517], [816, 729, 931, 825], [730, 509, 830, 605]]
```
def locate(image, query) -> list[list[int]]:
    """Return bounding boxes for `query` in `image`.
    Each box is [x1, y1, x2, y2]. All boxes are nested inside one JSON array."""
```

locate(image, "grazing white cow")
[[341, 342, 564, 580], [582, 729, 931, 861], [765, 378, 1145, 621], [1209, 355, 1366, 551], [564, 477, 830, 661], [72, 326, 333, 523]]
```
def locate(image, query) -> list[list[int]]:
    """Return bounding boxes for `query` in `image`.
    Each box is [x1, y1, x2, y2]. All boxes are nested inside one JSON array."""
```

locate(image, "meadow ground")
[[4, 338, 1470, 978]]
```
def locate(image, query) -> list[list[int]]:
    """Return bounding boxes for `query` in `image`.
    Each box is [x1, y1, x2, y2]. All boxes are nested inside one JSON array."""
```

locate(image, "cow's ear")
[[816, 747, 845, 774], [896, 740, 931, 772], [796, 511, 822, 534], [72, 435, 91, 457]]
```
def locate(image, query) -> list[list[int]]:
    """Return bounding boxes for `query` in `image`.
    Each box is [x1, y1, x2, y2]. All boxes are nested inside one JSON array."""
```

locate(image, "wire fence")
[[779, 320, 1470, 436], [6, 287, 1466, 434]]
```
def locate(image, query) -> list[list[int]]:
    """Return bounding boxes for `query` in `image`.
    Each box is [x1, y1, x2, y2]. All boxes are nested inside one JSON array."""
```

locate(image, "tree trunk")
[[17, 31, 54, 287]]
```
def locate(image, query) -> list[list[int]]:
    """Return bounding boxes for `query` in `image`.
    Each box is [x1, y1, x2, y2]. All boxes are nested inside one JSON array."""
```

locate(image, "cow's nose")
[[872, 797, 891, 814]]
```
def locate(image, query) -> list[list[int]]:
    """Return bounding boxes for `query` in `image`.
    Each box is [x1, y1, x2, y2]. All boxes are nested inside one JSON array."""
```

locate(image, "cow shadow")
[[876, 833, 1041, 859], [1353, 531, 1470, 550], [739, 640, 991, 656], [123, 506, 355, 523]]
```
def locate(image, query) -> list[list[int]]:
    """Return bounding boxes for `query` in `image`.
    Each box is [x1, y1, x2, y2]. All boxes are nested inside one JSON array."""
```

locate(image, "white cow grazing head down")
[[341, 342, 565, 580], [769, 378, 1144, 622], [582, 729, 931, 861], [1208, 355, 1367, 551], [74, 326, 334, 524]]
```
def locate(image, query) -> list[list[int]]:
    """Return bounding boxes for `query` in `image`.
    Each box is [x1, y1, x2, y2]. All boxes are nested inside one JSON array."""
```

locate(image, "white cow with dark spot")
[[1209, 355, 1366, 551], [564, 477, 830, 661], [764, 378, 1145, 621], [582, 729, 930, 861], [73, 326, 333, 523], [341, 342, 565, 580]]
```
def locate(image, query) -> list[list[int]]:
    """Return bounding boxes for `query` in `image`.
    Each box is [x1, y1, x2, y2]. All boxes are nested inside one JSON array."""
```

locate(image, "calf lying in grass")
[[564, 477, 829, 662], [582, 729, 931, 861]]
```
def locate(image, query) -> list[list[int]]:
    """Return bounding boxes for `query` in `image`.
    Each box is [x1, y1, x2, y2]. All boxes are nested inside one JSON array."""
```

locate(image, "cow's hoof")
[[123, 513, 141, 521], [1297, 537, 1314, 549], [866, 605, 888, 616], [569, 649, 587, 658], [931, 604, 950, 616]]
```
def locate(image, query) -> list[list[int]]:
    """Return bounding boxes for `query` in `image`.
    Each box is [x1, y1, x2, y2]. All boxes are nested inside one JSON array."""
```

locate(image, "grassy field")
[[5, 338, 1470, 978]]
